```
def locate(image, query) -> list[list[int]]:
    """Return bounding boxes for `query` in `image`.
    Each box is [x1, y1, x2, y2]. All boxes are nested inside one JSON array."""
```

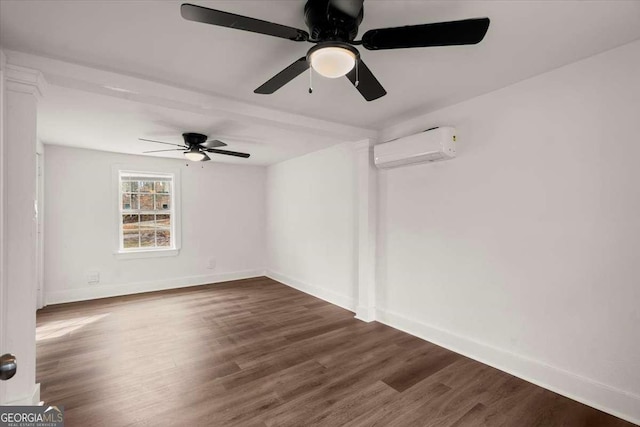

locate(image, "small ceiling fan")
[[181, 0, 490, 101], [140, 133, 250, 161]]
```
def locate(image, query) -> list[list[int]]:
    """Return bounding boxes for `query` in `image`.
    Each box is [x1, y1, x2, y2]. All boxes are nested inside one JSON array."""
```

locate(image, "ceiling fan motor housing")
[[182, 132, 208, 147], [304, 0, 363, 42]]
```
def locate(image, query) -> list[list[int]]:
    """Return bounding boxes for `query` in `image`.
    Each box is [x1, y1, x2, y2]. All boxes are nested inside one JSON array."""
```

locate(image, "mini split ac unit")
[[374, 127, 456, 169]]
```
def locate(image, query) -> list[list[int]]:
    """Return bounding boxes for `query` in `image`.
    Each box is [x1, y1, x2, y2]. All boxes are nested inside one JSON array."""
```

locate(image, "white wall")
[[266, 142, 357, 311], [44, 145, 266, 304], [376, 40, 640, 422]]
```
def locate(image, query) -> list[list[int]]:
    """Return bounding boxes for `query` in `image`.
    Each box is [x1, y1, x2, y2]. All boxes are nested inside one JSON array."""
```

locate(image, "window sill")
[[114, 248, 180, 260]]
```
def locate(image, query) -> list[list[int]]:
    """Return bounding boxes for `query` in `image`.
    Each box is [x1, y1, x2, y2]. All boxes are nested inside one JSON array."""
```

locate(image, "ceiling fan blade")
[[362, 17, 490, 50], [200, 139, 227, 148], [138, 138, 187, 148], [181, 3, 309, 42], [201, 152, 211, 162], [345, 59, 386, 101], [329, 0, 363, 18], [254, 57, 309, 94], [142, 149, 183, 153], [206, 148, 251, 158]]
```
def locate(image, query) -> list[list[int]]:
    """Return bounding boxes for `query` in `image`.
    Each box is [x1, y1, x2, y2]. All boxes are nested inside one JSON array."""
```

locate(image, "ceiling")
[[2, 0, 640, 162], [37, 84, 342, 165]]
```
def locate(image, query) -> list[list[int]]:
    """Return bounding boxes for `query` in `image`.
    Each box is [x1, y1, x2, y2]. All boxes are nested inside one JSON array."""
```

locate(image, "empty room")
[[0, 0, 639, 426]]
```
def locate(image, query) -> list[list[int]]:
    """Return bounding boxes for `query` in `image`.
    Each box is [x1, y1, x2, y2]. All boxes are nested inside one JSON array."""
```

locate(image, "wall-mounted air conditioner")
[[374, 127, 456, 169]]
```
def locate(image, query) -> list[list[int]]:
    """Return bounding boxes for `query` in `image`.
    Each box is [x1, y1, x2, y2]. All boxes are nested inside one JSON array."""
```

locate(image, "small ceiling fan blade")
[[329, 0, 363, 18], [181, 3, 309, 42], [201, 153, 211, 162], [142, 149, 184, 153], [254, 57, 309, 94], [200, 139, 227, 148], [345, 59, 386, 101], [362, 17, 490, 50], [206, 148, 251, 158], [139, 138, 187, 148]]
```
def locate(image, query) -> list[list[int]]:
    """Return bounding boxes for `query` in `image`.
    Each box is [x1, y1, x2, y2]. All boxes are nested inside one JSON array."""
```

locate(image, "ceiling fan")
[[140, 133, 250, 161], [181, 0, 490, 101]]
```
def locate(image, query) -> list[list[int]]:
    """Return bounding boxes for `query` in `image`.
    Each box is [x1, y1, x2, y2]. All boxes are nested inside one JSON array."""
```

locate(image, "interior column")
[[354, 139, 377, 322], [1, 58, 45, 405]]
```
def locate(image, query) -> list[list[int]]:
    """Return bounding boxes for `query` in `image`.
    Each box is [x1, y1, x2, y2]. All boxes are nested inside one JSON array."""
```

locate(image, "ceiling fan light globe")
[[310, 47, 356, 78], [184, 150, 206, 161]]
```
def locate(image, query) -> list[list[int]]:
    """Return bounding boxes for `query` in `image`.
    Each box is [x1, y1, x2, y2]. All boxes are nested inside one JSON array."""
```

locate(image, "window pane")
[[123, 214, 139, 227], [129, 181, 139, 192], [156, 214, 170, 229], [156, 214, 171, 247], [140, 194, 154, 210], [155, 194, 170, 210], [140, 215, 155, 247], [139, 180, 154, 193], [122, 193, 132, 210], [140, 215, 155, 229], [140, 231, 155, 247], [155, 181, 170, 193], [156, 230, 170, 247], [122, 181, 132, 193], [130, 194, 139, 210], [122, 214, 139, 248], [123, 233, 139, 248]]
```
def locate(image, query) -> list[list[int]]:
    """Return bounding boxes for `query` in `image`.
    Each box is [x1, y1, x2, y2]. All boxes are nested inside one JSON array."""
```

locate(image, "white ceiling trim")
[[5, 50, 376, 142]]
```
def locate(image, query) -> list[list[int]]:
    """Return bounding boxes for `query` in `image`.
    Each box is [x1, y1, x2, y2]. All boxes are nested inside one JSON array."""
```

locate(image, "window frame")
[[112, 165, 181, 259]]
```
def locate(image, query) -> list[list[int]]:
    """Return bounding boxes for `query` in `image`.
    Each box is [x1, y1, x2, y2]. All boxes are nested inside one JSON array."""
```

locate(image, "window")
[[115, 169, 180, 258]]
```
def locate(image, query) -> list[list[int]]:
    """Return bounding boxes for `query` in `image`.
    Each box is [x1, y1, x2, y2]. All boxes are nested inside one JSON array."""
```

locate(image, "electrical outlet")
[[207, 258, 216, 270], [87, 271, 100, 285]]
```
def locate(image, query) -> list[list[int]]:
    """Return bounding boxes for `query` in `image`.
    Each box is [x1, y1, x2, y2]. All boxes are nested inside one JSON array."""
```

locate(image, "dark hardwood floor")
[[36, 277, 634, 426]]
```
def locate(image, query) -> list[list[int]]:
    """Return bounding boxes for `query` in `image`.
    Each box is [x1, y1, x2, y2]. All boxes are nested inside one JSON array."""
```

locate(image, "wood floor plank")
[[381, 350, 459, 392], [343, 381, 453, 427], [36, 277, 636, 427]]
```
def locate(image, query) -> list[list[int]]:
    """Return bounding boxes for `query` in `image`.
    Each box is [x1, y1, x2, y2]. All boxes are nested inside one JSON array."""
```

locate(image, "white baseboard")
[[6, 383, 40, 406], [376, 307, 640, 425], [266, 270, 355, 312], [44, 270, 265, 305]]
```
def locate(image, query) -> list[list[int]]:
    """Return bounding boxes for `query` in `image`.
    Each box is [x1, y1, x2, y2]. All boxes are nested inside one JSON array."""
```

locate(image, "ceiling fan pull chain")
[[309, 67, 313, 94]]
